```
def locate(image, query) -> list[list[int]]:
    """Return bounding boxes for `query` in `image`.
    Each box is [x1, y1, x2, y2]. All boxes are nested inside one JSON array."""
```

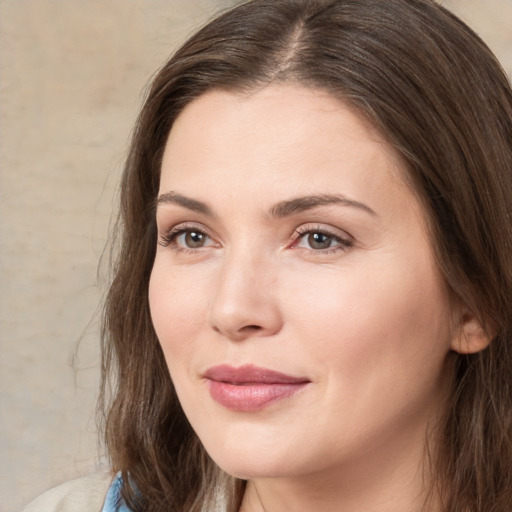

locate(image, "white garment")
[[22, 472, 113, 512]]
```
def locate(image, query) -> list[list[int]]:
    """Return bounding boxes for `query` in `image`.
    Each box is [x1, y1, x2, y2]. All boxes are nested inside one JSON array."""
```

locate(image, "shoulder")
[[22, 472, 114, 512]]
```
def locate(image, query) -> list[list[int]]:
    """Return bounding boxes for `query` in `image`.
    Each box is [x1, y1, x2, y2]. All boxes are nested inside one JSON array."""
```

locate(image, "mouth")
[[203, 364, 310, 412]]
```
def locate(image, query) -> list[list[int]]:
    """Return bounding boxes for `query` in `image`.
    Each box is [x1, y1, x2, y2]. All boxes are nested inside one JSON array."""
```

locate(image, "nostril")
[[212, 324, 262, 336], [243, 325, 262, 331]]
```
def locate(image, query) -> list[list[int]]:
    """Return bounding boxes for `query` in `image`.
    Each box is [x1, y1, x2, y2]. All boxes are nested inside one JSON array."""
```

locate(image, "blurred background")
[[1, 1, 511, 510]]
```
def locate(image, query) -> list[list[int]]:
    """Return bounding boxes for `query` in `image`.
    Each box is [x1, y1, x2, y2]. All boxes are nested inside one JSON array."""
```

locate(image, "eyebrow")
[[156, 192, 215, 216], [156, 191, 376, 218], [270, 194, 377, 218]]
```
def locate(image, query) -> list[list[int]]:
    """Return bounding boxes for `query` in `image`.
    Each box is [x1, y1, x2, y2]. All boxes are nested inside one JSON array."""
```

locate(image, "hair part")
[[100, 1, 512, 510]]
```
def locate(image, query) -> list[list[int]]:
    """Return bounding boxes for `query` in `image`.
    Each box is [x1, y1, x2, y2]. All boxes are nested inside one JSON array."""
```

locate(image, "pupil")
[[185, 231, 205, 248], [309, 232, 331, 249]]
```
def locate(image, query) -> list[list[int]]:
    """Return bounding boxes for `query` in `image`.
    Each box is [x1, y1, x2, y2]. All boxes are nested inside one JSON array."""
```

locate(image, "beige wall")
[[1, 1, 511, 510]]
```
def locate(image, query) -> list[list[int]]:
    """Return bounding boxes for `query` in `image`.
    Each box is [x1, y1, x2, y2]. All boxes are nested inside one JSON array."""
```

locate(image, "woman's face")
[[149, 84, 459, 482]]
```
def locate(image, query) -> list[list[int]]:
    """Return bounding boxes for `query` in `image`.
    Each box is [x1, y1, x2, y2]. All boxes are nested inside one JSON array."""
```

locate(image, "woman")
[[24, 0, 512, 511]]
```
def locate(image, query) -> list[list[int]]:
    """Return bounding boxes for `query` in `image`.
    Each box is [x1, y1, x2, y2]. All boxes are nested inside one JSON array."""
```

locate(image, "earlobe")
[[450, 311, 495, 354]]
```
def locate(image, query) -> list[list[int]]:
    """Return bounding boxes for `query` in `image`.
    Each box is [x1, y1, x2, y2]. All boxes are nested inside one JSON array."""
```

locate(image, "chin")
[[199, 429, 310, 481], [212, 456, 292, 481]]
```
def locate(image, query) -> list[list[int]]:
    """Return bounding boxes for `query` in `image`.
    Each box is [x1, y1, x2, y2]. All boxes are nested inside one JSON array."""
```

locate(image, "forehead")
[[161, 84, 407, 193], [158, 84, 430, 246], [168, 84, 386, 148]]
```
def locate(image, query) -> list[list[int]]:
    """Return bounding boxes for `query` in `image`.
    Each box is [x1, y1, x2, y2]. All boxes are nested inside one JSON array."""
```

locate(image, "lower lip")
[[207, 381, 308, 412]]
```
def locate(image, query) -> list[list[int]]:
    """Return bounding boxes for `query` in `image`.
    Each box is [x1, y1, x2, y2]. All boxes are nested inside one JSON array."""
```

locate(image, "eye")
[[301, 232, 336, 250], [293, 226, 352, 253], [177, 230, 209, 248], [158, 225, 217, 250]]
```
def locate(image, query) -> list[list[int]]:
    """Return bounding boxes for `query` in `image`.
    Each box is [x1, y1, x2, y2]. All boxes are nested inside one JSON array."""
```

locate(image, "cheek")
[[148, 262, 210, 365], [282, 251, 452, 384]]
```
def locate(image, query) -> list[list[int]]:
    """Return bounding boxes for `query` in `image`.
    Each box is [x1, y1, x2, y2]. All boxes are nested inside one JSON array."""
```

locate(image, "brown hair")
[[100, 0, 512, 510]]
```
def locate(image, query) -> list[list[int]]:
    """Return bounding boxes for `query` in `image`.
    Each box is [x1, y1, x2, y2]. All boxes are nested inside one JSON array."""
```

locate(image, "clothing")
[[21, 472, 130, 512], [23, 472, 226, 511], [102, 473, 133, 512]]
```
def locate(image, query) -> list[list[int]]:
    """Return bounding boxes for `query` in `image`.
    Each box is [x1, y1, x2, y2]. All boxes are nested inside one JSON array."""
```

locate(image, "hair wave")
[[100, 1, 512, 510]]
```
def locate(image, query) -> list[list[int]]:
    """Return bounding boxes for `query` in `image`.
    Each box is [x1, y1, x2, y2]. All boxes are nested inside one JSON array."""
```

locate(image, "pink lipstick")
[[203, 364, 309, 412]]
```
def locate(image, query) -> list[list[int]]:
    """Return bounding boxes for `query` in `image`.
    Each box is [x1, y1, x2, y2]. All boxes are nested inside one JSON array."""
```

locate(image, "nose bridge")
[[209, 241, 281, 339]]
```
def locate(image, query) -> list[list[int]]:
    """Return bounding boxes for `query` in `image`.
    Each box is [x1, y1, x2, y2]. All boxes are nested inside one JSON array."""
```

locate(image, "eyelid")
[[157, 220, 353, 254], [290, 223, 354, 252], [158, 222, 218, 248]]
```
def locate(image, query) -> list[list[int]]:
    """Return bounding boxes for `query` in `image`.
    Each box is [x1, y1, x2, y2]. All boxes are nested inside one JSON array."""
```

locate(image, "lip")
[[203, 364, 310, 412]]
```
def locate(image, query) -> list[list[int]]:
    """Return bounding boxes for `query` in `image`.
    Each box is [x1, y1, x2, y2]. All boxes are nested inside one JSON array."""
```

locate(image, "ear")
[[450, 310, 495, 354]]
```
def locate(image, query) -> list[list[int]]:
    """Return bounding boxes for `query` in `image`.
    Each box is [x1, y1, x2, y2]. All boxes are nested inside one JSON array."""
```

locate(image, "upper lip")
[[203, 364, 309, 384]]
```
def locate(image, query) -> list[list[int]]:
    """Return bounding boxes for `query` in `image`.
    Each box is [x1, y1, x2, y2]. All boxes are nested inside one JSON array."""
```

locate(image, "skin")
[[149, 84, 465, 512]]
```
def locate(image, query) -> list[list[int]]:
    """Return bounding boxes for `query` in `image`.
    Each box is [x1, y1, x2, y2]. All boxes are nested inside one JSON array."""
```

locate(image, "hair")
[[99, 0, 512, 510]]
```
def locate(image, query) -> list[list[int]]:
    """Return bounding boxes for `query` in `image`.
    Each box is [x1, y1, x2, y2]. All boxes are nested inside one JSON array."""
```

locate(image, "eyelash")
[[158, 223, 353, 255], [158, 223, 215, 253], [292, 225, 353, 254]]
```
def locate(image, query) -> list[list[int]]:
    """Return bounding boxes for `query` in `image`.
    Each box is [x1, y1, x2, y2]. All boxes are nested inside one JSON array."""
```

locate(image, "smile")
[[203, 364, 310, 412]]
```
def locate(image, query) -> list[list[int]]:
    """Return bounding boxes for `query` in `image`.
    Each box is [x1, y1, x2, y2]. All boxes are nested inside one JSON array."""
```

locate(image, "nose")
[[209, 250, 283, 341]]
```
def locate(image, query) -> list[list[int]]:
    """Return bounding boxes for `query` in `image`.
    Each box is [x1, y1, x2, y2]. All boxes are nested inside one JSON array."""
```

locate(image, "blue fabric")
[[102, 473, 133, 512]]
